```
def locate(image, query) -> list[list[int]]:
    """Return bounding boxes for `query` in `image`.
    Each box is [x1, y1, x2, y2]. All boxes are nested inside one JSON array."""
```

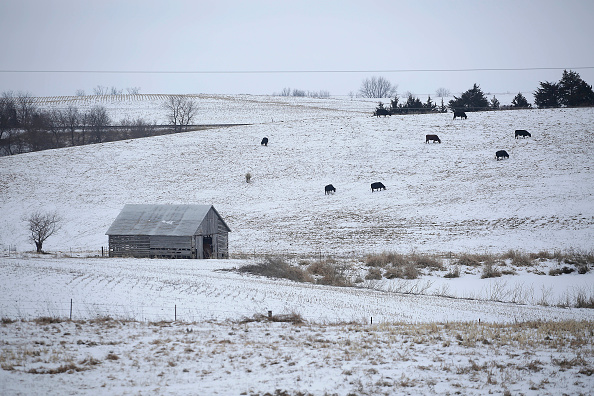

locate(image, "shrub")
[[245, 172, 252, 183], [309, 260, 351, 287], [548, 266, 575, 276], [384, 264, 419, 279], [529, 250, 554, 260], [444, 266, 460, 278], [575, 292, 594, 309], [502, 250, 533, 266], [365, 267, 382, 280], [410, 253, 443, 270], [481, 262, 502, 279], [456, 253, 491, 267], [384, 267, 403, 279], [402, 263, 419, 279], [238, 257, 313, 283], [577, 264, 590, 274], [365, 252, 407, 267]]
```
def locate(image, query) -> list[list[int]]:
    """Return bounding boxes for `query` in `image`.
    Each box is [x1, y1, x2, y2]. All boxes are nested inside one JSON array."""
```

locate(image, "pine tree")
[[490, 95, 500, 110], [534, 81, 561, 109], [511, 92, 531, 108], [558, 70, 594, 107], [448, 83, 489, 111]]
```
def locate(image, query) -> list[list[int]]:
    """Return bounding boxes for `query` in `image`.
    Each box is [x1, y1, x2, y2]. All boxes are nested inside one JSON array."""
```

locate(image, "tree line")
[[363, 70, 594, 114], [0, 93, 199, 156]]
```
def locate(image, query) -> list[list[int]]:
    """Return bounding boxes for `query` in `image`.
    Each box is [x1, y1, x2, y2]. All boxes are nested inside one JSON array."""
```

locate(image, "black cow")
[[453, 111, 467, 120], [371, 182, 386, 192], [496, 150, 509, 160], [515, 130, 531, 139], [261, 137, 268, 146], [324, 184, 336, 195], [426, 134, 441, 143], [374, 108, 391, 117]]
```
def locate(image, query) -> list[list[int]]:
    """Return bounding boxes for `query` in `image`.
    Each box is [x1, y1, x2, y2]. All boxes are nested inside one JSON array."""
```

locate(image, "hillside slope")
[[1, 96, 593, 256]]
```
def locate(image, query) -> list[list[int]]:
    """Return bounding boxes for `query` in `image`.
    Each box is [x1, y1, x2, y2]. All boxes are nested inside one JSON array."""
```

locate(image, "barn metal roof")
[[106, 204, 231, 236]]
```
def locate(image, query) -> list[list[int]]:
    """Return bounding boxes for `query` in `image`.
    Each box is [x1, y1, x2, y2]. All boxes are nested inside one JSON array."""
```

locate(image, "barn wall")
[[217, 220, 229, 258], [149, 236, 194, 258], [109, 235, 150, 257]]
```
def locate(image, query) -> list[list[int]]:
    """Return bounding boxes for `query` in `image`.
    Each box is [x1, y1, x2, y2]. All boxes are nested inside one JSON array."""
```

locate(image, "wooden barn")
[[106, 204, 231, 259]]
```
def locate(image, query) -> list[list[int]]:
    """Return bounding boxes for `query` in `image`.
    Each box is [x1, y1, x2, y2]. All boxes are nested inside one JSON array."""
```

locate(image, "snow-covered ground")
[[2, 94, 593, 256], [1, 317, 592, 395], [1, 94, 593, 395]]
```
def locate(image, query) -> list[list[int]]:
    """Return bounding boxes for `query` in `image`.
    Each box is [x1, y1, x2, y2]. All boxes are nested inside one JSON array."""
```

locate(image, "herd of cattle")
[[261, 111, 533, 195]]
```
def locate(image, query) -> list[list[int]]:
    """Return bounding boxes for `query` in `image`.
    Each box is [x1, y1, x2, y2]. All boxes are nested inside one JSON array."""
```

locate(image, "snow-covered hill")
[[1, 95, 593, 256]]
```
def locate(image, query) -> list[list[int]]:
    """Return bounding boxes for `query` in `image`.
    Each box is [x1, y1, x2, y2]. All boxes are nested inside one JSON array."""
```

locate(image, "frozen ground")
[[1, 317, 592, 396]]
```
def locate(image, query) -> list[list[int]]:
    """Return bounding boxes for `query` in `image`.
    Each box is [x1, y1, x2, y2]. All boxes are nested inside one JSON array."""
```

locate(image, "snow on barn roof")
[[106, 204, 230, 236]]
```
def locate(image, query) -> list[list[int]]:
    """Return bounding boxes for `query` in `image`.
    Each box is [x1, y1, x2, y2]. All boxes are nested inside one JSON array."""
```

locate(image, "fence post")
[[175, 305, 177, 321], [268, 310, 272, 318], [70, 299, 73, 320]]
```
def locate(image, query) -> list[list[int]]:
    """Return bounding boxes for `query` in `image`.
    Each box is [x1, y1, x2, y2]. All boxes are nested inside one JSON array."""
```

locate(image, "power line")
[[1, 67, 594, 74]]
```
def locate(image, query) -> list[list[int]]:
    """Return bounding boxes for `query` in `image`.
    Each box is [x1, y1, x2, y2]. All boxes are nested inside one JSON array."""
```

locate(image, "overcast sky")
[[1, 0, 593, 98]]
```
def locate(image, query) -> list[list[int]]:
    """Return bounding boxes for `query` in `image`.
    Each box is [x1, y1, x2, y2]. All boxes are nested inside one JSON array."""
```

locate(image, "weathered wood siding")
[[197, 207, 220, 235], [149, 236, 194, 258], [109, 235, 150, 257], [217, 219, 229, 258]]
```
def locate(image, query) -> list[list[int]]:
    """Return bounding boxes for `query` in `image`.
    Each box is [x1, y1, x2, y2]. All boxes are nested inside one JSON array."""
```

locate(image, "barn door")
[[203, 236, 212, 259]]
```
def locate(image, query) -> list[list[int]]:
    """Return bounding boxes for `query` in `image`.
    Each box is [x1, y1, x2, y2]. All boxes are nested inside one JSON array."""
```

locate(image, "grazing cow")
[[515, 130, 531, 139], [371, 182, 386, 192], [374, 108, 391, 117], [453, 111, 467, 120], [425, 134, 441, 143], [261, 137, 268, 146], [324, 184, 336, 195], [496, 150, 509, 160]]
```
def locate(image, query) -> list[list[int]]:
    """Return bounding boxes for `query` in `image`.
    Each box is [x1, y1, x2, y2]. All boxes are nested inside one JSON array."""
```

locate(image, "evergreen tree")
[[511, 92, 531, 108], [448, 83, 489, 111], [534, 81, 561, 109], [404, 93, 423, 109], [490, 95, 500, 110], [424, 95, 437, 111], [558, 70, 594, 107], [389, 96, 399, 113]]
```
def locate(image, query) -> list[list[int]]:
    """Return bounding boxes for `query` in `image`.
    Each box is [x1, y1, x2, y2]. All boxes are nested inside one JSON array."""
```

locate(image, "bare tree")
[[88, 105, 111, 143], [63, 105, 80, 146], [358, 76, 397, 98], [25, 211, 62, 253], [75, 89, 86, 97], [126, 87, 141, 94], [162, 96, 199, 132], [435, 88, 451, 98], [93, 85, 108, 96]]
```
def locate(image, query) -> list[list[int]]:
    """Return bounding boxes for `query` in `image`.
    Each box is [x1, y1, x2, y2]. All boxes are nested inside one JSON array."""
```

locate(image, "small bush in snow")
[[502, 249, 533, 266], [481, 262, 502, 279], [245, 172, 252, 183], [548, 266, 575, 276], [409, 253, 443, 270], [384, 264, 419, 279], [238, 257, 313, 283], [444, 266, 460, 278], [365, 267, 382, 280]]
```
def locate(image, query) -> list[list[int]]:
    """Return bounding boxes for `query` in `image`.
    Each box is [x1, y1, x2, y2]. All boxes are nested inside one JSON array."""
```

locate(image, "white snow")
[[1, 94, 593, 395]]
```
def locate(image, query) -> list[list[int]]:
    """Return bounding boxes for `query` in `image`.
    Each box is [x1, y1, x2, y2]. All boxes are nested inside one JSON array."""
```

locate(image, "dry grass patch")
[[238, 256, 314, 283]]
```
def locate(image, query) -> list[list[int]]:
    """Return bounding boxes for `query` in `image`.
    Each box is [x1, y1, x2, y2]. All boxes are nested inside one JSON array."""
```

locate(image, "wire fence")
[[0, 298, 371, 324]]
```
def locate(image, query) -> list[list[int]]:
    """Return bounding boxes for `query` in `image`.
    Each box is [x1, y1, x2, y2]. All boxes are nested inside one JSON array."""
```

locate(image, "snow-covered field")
[[2, 94, 593, 255], [1, 94, 593, 394]]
